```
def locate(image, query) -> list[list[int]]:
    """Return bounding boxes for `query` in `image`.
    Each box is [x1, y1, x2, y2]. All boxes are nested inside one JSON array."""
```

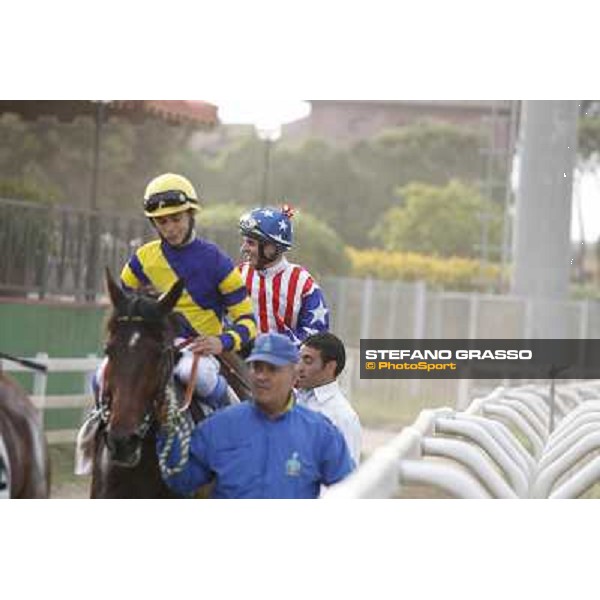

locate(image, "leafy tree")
[[357, 120, 484, 186], [0, 112, 504, 251], [0, 113, 191, 213], [177, 135, 372, 245], [174, 132, 264, 205], [270, 138, 371, 245], [348, 120, 487, 219], [0, 178, 57, 203], [370, 179, 503, 260], [578, 116, 600, 161], [173, 121, 489, 248]]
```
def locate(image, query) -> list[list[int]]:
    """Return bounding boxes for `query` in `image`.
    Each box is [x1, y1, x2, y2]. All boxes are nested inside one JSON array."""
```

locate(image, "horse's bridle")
[[97, 323, 194, 475], [99, 314, 177, 440]]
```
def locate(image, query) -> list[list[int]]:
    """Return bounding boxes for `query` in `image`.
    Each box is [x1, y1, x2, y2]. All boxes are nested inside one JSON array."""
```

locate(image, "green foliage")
[[0, 112, 498, 251], [290, 210, 352, 277], [370, 179, 503, 260], [174, 120, 489, 248], [178, 136, 372, 245], [348, 247, 502, 292], [0, 113, 190, 212], [271, 138, 371, 246], [197, 202, 351, 277], [360, 120, 484, 187], [578, 117, 600, 161], [569, 283, 600, 301], [175, 133, 265, 205], [0, 177, 57, 203], [196, 202, 252, 259]]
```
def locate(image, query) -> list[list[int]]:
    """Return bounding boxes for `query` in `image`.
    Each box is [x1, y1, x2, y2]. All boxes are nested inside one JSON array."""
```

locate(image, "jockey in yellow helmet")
[[116, 174, 256, 409]]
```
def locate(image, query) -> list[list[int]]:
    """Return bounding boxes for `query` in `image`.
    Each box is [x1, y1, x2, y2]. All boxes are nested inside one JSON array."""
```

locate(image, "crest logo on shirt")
[[285, 452, 302, 477]]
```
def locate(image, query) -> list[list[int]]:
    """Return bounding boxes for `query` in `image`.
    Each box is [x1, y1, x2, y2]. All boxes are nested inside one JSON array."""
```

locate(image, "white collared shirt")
[[297, 381, 362, 465]]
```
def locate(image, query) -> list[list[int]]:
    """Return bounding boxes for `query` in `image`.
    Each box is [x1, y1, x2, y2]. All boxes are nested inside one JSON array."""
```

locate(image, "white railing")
[[1, 353, 101, 444], [324, 380, 600, 499]]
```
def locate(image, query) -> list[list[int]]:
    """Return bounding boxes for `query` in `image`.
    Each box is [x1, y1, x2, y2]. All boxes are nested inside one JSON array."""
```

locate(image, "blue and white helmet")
[[239, 205, 294, 250]]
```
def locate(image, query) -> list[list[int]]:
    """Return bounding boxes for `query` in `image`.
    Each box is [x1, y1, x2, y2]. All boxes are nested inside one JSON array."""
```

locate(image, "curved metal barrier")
[[324, 381, 600, 499]]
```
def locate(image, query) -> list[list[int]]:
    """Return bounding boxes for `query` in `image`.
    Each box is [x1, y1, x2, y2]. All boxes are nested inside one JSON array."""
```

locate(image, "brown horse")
[[0, 371, 50, 498], [90, 270, 253, 498], [90, 271, 187, 498]]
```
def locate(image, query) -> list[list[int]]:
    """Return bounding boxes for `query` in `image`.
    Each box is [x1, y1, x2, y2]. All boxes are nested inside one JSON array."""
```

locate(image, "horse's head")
[[102, 269, 184, 467]]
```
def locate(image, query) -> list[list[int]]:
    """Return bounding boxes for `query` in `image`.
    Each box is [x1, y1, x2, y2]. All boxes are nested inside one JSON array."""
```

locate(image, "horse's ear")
[[158, 279, 185, 314], [105, 268, 127, 309]]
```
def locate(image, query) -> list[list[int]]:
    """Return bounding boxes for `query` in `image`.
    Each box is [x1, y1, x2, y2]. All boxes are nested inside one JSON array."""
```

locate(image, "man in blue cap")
[[156, 333, 354, 498]]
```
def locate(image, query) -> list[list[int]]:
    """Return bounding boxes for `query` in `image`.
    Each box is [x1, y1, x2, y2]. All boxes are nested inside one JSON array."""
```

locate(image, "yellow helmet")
[[143, 173, 200, 217]]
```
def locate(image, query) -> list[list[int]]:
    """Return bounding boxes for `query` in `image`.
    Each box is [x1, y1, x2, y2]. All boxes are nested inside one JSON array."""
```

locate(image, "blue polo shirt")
[[156, 401, 354, 499]]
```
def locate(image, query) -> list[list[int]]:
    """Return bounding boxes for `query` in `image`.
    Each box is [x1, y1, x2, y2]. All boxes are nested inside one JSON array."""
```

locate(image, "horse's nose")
[[106, 429, 142, 467]]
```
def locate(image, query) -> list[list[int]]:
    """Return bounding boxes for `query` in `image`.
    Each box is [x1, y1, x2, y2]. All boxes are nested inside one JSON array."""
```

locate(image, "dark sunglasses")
[[143, 191, 197, 213]]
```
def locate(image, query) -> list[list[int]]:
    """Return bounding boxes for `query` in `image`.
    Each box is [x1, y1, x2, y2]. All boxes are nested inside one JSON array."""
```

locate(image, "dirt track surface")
[[50, 428, 406, 499], [362, 428, 398, 456]]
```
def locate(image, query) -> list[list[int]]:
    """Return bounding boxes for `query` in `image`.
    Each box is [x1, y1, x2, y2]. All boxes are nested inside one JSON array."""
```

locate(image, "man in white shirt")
[[296, 332, 362, 465]]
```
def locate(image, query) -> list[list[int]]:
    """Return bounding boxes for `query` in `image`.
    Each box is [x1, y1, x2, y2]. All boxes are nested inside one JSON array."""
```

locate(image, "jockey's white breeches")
[[173, 351, 220, 397], [93, 347, 220, 399]]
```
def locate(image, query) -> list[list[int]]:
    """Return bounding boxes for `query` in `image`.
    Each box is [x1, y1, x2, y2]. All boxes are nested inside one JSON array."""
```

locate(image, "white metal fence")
[[324, 380, 600, 499], [323, 277, 600, 417], [322, 277, 600, 344], [0, 353, 100, 444]]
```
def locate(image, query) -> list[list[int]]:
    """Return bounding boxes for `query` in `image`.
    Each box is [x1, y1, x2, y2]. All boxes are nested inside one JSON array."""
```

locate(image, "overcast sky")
[[214, 100, 310, 127]]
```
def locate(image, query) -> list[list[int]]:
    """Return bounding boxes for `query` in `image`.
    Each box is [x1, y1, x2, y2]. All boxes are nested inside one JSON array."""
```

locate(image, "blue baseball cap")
[[246, 333, 299, 366]]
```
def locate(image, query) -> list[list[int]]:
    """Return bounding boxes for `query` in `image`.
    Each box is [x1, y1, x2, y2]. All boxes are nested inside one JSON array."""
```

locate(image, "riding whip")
[[0, 351, 48, 373]]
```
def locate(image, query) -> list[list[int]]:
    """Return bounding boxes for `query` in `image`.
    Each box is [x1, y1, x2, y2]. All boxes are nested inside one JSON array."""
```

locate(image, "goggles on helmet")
[[143, 190, 198, 214], [239, 214, 259, 232]]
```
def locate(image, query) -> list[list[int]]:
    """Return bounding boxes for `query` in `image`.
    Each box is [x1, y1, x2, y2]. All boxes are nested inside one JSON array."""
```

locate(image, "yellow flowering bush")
[[348, 247, 503, 291]]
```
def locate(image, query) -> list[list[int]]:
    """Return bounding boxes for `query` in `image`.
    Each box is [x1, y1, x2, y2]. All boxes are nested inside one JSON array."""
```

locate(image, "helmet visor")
[[144, 191, 198, 214]]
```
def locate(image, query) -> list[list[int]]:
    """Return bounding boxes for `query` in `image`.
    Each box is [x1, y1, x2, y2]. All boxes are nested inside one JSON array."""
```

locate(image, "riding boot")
[[202, 375, 238, 411]]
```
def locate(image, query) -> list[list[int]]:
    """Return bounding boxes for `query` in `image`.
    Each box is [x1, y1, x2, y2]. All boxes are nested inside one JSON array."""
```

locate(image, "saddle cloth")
[[74, 411, 101, 476]]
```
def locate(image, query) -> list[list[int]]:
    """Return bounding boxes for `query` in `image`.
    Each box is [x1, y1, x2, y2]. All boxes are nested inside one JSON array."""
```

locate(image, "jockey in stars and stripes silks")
[[239, 205, 329, 346]]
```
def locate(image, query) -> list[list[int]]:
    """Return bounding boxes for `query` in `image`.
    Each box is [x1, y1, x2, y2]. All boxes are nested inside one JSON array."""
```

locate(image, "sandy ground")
[[362, 427, 399, 455], [50, 428, 403, 499]]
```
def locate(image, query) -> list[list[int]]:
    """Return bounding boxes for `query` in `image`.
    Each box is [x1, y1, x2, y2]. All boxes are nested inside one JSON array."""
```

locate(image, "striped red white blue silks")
[[239, 257, 329, 346]]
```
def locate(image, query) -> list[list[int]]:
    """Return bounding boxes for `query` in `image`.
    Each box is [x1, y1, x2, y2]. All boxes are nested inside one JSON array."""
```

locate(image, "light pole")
[[255, 124, 281, 207], [85, 101, 108, 301]]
